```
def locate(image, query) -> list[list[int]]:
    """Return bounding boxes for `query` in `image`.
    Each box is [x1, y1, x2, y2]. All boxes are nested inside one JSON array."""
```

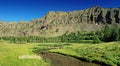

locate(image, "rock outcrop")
[[0, 6, 120, 37]]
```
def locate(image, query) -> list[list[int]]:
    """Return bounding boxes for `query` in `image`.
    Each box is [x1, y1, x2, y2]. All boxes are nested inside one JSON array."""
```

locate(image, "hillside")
[[0, 6, 120, 37]]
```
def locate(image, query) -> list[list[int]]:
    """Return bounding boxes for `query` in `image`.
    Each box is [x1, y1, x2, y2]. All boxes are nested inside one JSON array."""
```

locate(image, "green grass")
[[49, 42, 120, 66], [1, 41, 120, 66], [0, 43, 49, 66], [32, 43, 71, 53]]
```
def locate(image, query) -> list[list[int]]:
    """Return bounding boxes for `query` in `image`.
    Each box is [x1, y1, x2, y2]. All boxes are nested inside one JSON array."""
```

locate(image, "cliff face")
[[43, 6, 120, 25], [0, 6, 120, 37]]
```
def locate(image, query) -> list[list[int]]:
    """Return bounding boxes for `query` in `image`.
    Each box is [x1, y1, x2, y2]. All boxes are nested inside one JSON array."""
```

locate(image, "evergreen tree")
[[119, 28, 120, 40], [111, 24, 119, 41], [103, 25, 112, 42]]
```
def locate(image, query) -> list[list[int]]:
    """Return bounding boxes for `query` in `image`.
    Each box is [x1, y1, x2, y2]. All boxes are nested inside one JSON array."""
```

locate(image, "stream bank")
[[40, 52, 103, 66]]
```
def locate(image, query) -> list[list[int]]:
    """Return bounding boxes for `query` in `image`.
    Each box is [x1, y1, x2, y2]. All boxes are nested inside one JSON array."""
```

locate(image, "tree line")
[[0, 32, 95, 44], [0, 24, 120, 44]]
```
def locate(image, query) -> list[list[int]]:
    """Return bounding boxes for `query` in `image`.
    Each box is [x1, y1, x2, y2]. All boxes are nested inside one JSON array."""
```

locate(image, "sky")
[[0, 0, 120, 22]]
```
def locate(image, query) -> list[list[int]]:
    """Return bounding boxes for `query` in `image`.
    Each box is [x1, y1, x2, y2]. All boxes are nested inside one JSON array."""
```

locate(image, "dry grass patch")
[[19, 55, 41, 59]]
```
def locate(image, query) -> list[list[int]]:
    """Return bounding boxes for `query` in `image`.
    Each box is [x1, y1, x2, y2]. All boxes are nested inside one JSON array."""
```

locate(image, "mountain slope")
[[0, 6, 120, 37]]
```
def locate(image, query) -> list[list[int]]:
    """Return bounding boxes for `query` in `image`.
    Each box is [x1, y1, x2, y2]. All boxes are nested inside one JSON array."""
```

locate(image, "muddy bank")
[[40, 52, 103, 66]]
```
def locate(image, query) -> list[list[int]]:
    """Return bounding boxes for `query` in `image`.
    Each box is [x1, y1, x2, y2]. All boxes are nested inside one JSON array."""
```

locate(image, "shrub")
[[93, 35, 101, 44]]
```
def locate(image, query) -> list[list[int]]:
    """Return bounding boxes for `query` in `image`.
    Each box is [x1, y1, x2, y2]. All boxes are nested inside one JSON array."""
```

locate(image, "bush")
[[93, 35, 101, 44]]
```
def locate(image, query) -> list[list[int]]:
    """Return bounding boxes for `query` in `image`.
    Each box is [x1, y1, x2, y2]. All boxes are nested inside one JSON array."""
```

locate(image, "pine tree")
[[103, 25, 112, 42]]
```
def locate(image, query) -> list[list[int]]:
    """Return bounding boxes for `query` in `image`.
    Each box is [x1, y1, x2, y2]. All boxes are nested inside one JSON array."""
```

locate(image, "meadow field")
[[49, 42, 120, 66], [0, 40, 120, 66], [0, 42, 49, 66]]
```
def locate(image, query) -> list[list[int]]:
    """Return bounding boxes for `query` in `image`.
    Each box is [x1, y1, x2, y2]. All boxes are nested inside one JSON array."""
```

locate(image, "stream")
[[40, 52, 104, 66]]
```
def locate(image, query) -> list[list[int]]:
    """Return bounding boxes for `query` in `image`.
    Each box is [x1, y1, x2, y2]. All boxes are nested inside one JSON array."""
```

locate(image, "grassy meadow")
[[49, 42, 120, 66], [0, 42, 49, 66], [0, 40, 120, 66]]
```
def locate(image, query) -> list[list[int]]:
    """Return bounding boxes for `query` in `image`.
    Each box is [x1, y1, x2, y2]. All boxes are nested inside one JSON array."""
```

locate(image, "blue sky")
[[0, 0, 120, 22]]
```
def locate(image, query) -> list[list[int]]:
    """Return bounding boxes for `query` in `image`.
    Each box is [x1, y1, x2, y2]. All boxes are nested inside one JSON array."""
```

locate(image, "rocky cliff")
[[0, 6, 120, 37]]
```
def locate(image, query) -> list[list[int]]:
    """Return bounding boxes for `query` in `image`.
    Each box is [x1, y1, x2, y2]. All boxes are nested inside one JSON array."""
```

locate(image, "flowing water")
[[40, 52, 103, 66]]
